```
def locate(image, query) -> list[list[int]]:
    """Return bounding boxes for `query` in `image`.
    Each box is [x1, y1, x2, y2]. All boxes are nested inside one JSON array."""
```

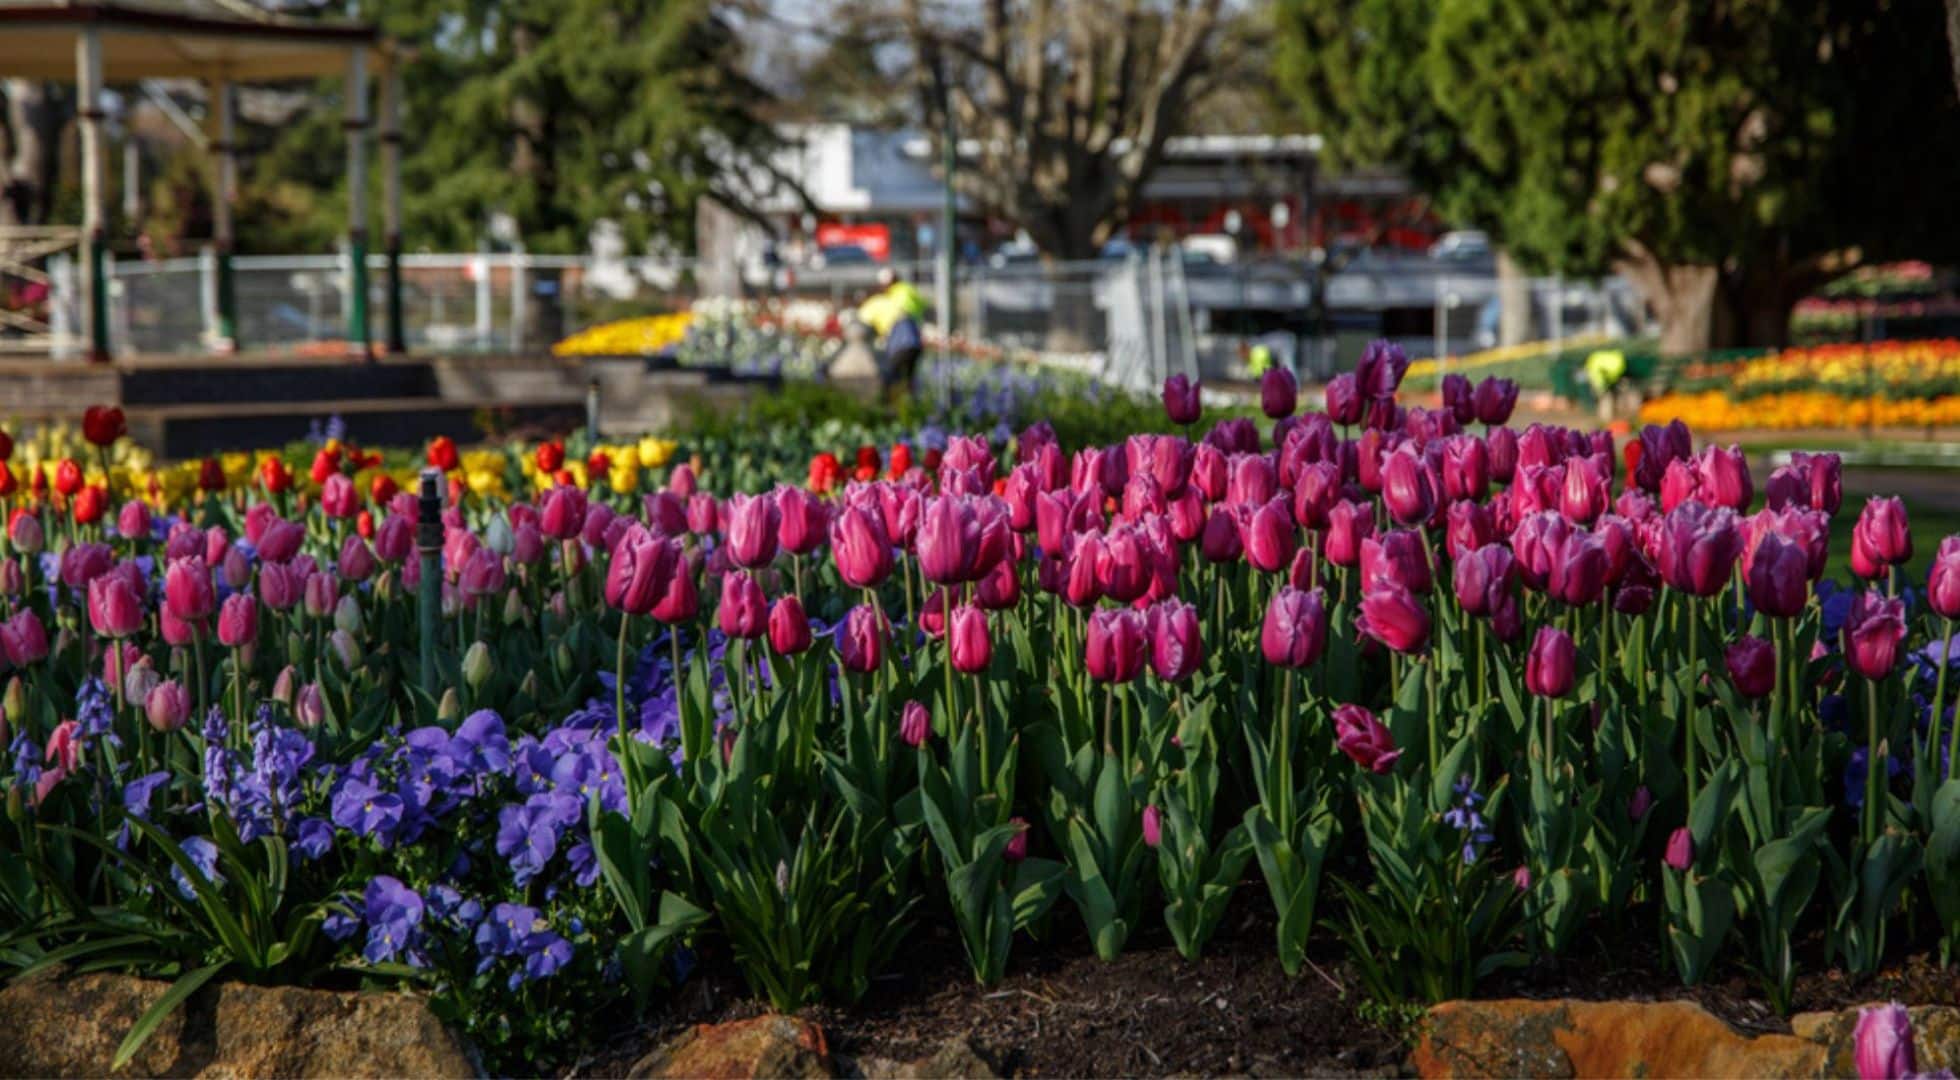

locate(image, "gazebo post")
[[344, 45, 371, 359], [380, 49, 405, 354], [77, 26, 110, 363], [211, 78, 239, 353]]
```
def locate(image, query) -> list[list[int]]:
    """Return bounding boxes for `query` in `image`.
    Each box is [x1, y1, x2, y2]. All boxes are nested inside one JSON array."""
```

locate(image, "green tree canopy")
[[244, 0, 793, 255], [1275, 0, 1960, 354]]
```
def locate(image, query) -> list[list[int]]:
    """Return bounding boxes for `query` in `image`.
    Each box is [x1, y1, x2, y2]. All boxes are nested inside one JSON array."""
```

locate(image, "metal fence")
[[7, 245, 1652, 398]]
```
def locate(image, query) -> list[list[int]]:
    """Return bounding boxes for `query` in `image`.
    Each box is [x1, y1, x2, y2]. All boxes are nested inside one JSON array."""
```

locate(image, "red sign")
[[815, 223, 890, 262]]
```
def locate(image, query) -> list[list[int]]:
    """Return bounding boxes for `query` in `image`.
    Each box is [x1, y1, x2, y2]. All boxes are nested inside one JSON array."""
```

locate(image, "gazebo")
[[0, 0, 406, 361]]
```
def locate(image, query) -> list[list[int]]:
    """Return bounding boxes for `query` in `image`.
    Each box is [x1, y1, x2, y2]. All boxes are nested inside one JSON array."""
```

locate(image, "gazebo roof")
[[0, 0, 378, 81]]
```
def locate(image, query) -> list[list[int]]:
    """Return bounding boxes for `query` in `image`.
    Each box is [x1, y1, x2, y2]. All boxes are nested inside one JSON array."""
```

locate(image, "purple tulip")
[[1004, 818, 1030, 862], [1324, 373, 1364, 425], [1656, 501, 1744, 597], [1745, 532, 1809, 618], [1472, 377, 1519, 425], [1853, 1003, 1917, 1080], [1444, 500, 1495, 562], [1162, 374, 1202, 425], [1200, 506, 1243, 564], [836, 603, 887, 673], [1546, 528, 1609, 607], [717, 571, 767, 640], [1725, 635, 1775, 698], [1, 609, 48, 666], [218, 593, 258, 648], [1440, 373, 1474, 425], [1355, 339, 1409, 401], [1628, 785, 1654, 820], [1453, 544, 1515, 618], [1242, 498, 1299, 574], [1260, 366, 1298, 419]]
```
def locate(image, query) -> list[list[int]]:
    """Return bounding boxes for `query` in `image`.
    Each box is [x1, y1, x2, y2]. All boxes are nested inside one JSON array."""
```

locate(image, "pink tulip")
[[218, 593, 258, 647], [1261, 586, 1328, 668], [1525, 626, 1576, 698], [1333, 704, 1402, 774], [84, 570, 142, 639], [1853, 1003, 1917, 1080], [8, 511, 43, 553], [717, 571, 766, 639], [256, 519, 304, 564], [320, 473, 358, 518], [1844, 591, 1908, 680], [828, 504, 894, 589], [145, 679, 190, 732], [163, 556, 214, 623], [668, 462, 697, 496], [1453, 544, 1516, 618], [45, 718, 82, 774], [768, 595, 813, 655], [836, 603, 887, 673], [1697, 445, 1753, 511], [116, 498, 151, 541], [1141, 805, 1163, 848], [606, 526, 677, 616], [724, 492, 781, 568], [1656, 501, 1744, 597], [1381, 448, 1436, 526], [1664, 826, 1694, 871], [949, 604, 992, 673], [1358, 581, 1429, 654], [540, 486, 588, 540], [1360, 530, 1431, 594], [776, 486, 829, 556], [1085, 608, 1147, 684], [303, 572, 337, 617], [652, 562, 699, 624], [900, 700, 931, 747], [1004, 818, 1030, 862], [1929, 536, 1960, 620], [459, 548, 506, 599]]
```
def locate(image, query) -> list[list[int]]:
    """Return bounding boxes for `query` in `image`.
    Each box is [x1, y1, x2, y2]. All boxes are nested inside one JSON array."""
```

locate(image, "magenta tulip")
[[1261, 586, 1328, 668], [1546, 529, 1609, 607], [1085, 608, 1147, 683], [1472, 377, 1518, 425], [829, 504, 894, 589], [1381, 449, 1436, 526], [1444, 499, 1495, 562], [1097, 525, 1153, 603], [1242, 498, 1299, 574], [722, 492, 780, 569], [1199, 507, 1243, 564], [1844, 591, 1908, 680], [1, 610, 48, 666], [897, 700, 931, 748], [1929, 537, 1960, 620], [1333, 704, 1402, 774], [1324, 372, 1363, 425], [775, 486, 828, 557], [1292, 461, 1341, 530], [1522, 626, 1574, 698], [1147, 599, 1203, 682], [1486, 426, 1519, 484], [256, 560, 301, 611], [1853, 1003, 1917, 1080], [1745, 532, 1809, 618], [1664, 827, 1694, 871], [1358, 581, 1429, 654], [1440, 436, 1490, 503], [116, 498, 151, 541], [836, 603, 887, 673], [1226, 453, 1278, 509], [1324, 499, 1374, 568], [257, 519, 304, 564], [949, 604, 992, 674], [1656, 501, 1744, 597], [540, 486, 587, 540], [459, 548, 505, 600], [1360, 530, 1431, 594], [1854, 497, 1912, 570], [1453, 544, 1516, 618], [607, 527, 678, 615], [717, 571, 767, 639], [652, 563, 699, 624], [87, 571, 144, 638], [218, 593, 258, 647], [768, 595, 813, 655], [163, 556, 214, 624]]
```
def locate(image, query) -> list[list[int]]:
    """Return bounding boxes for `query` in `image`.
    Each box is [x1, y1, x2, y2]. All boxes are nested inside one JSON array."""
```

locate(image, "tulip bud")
[[504, 587, 528, 625], [1003, 817, 1030, 863], [1725, 635, 1775, 698], [1663, 826, 1694, 871], [222, 545, 251, 591], [2, 676, 23, 729], [295, 682, 326, 728], [330, 628, 363, 671], [8, 511, 44, 553], [1853, 1003, 1918, 1080], [1141, 805, 1163, 848], [0, 558, 20, 597], [554, 641, 575, 679], [1525, 626, 1576, 698], [899, 700, 930, 748], [550, 589, 570, 622], [271, 665, 298, 706], [463, 641, 496, 691], [1627, 785, 1654, 821], [437, 688, 461, 723], [1333, 704, 1402, 774]]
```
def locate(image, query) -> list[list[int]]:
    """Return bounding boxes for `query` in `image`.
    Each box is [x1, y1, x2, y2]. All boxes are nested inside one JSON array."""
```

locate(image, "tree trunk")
[[1495, 249, 1533, 347], [1617, 248, 1719, 357], [1948, 0, 1960, 102]]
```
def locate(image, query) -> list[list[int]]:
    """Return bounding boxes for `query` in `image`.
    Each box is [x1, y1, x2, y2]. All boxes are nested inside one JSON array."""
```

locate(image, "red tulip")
[[82, 405, 126, 447], [426, 435, 460, 472]]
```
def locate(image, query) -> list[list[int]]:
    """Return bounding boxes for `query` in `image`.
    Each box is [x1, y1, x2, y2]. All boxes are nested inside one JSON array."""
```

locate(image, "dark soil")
[[571, 897, 1960, 1078]]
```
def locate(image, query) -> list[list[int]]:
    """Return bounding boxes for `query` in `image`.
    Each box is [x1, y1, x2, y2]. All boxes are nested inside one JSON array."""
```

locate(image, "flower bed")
[[4, 357, 1960, 1072], [1641, 339, 1960, 431]]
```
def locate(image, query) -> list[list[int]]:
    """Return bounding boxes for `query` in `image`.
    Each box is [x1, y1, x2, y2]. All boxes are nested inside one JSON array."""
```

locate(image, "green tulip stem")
[[1936, 617, 1954, 789], [1866, 676, 1883, 849], [1685, 597, 1699, 820], [614, 611, 639, 803]]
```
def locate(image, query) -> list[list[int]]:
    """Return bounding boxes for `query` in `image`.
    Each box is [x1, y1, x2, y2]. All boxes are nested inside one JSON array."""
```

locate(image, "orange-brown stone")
[[1412, 998, 1825, 1079], [629, 1014, 832, 1079]]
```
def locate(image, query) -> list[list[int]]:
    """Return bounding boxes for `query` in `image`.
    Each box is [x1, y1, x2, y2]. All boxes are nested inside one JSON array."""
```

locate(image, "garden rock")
[[1412, 998, 1825, 1078], [847, 1036, 1001, 1078], [0, 969, 477, 1078], [1793, 1004, 1960, 1076], [629, 1014, 833, 1079]]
